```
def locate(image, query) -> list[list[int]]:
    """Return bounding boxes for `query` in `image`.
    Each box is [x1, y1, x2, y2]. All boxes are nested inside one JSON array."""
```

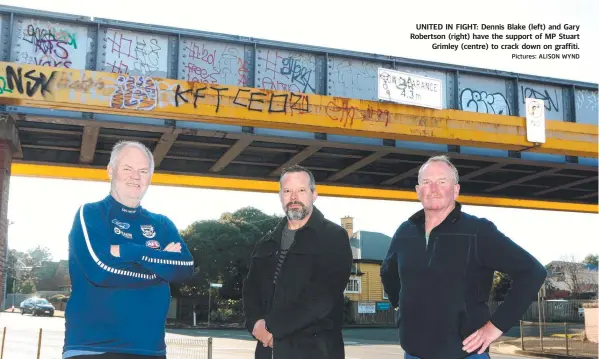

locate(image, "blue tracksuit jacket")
[[63, 195, 194, 356]]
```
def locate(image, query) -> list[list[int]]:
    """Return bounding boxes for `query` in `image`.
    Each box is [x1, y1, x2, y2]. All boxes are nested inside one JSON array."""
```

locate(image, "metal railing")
[[0, 327, 212, 359], [520, 321, 598, 358]]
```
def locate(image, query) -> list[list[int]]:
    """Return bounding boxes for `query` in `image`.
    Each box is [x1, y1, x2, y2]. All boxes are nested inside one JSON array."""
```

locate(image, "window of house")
[[383, 291, 388, 300], [345, 276, 361, 293]]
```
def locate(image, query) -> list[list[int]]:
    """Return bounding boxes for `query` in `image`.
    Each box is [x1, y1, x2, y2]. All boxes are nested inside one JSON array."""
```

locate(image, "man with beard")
[[242, 165, 353, 359]]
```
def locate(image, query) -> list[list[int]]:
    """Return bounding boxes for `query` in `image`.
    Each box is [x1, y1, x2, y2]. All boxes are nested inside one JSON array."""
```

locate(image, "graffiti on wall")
[[575, 90, 598, 113], [257, 49, 316, 93], [102, 28, 168, 76], [0, 63, 312, 116], [14, 19, 87, 69], [520, 85, 560, 112], [0, 63, 405, 132], [460, 88, 510, 115], [181, 40, 249, 87], [328, 58, 379, 100]]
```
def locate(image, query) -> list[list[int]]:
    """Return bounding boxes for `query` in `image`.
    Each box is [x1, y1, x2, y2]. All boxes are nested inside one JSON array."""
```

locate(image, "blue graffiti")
[[460, 88, 510, 115]]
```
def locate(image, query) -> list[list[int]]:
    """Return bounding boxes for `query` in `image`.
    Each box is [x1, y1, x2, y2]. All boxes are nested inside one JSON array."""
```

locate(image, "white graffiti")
[[575, 90, 598, 113], [110, 75, 158, 111]]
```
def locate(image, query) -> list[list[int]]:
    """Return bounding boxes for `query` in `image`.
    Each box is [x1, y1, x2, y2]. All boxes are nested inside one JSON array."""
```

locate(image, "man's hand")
[[462, 321, 503, 354], [252, 319, 273, 347], [110, 245, 120, 257], [164, 242, 182, 253]]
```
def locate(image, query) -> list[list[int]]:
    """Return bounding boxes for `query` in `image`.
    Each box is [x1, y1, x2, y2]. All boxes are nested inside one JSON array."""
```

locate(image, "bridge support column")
[[0, 117, 20, 310]]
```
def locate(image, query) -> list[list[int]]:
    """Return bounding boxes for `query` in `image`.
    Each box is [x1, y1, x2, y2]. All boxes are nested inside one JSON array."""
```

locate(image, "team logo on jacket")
[[146, 240, 161, 249], [111, 219, 130, 230], [141, 224, 156, 238]]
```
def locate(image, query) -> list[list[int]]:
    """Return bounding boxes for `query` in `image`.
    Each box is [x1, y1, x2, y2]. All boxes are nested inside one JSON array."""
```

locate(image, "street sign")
[[525, 98, 546, 143], [378, 68, 443, 109]]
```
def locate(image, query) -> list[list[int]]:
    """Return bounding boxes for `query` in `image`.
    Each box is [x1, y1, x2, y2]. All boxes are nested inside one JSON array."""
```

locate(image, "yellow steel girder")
[[0, 62, 596, 158], [11, 163, 598, 214]]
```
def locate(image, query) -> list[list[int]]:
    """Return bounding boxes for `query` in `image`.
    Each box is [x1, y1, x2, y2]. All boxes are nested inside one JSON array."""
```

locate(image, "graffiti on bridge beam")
[[521, 86, 560, 112], [326, 100, 390, 128], [0, 63, 313, 118], [110, 75, 158, 111], [0, 65, 57, 97], [173, 85, 310, 114], [460, 88, 510, 115]]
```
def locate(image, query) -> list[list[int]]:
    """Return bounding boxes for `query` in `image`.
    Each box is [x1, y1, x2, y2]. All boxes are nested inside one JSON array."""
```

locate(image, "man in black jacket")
[[242, 165, 353, 359], [380, 155, 547, 359]]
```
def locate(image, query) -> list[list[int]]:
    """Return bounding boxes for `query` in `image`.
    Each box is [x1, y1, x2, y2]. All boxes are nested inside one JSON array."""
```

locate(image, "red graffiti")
[[238, 58, 249, 86], [326, 100, 390, 128]]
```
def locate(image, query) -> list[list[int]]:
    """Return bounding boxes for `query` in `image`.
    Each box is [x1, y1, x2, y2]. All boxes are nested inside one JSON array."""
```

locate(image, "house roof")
[[350, 230, 392, 262]]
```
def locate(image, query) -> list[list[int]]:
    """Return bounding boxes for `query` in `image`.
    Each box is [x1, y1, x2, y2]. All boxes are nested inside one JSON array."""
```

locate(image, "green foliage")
[[19, 279, 37, 294], [176, 206, 283, 299], [582, 254, 598, 267], [490, 271, 512, 301]]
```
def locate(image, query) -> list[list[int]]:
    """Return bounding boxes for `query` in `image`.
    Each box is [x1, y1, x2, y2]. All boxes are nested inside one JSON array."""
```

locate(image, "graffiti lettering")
[[280, 57, 315, 93], [575, 90, 598, 112], [105, 30, 164, 76], [238, 58, 249, 87], [460, 88, 510, 115], [258, 50, 316, 94], [521, 86, 559, 112], [5, 65, 56, 97], [110, 75, 157, 111], [326, 100, 390, 127], [0, 77, 13, 94], [20, 23, 78, 69], [211, 86, 228, 113], [55, 72, 106, 92]]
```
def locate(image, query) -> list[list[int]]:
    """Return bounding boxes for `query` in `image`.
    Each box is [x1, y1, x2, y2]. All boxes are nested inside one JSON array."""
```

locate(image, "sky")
[[2, 0, 598, 266]]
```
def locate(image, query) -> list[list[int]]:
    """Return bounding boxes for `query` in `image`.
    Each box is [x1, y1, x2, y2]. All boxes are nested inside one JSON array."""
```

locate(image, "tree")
[[582, 254, 598, 267], [27, 246, 53, 266], [177, 207, 283, 299], [490, 271, 512, 301]]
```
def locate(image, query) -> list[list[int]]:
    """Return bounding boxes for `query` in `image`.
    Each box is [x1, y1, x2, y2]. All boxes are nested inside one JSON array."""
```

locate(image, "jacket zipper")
[[270, 228, 302, 359]]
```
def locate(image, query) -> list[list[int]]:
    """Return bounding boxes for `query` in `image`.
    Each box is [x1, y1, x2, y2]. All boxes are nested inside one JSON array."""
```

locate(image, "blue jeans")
[[404, 352, 489, 359]]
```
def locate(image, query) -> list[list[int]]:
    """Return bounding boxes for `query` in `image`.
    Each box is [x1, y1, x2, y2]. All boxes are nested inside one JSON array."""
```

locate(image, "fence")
[[520, 321, 598, 358], [347, 301, 396, 325], [489, 300, 591, 323], [0, 327, 212, 359]]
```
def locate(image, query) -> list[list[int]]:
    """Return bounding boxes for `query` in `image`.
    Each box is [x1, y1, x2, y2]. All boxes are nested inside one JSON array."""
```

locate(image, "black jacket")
[[242, 206, 353, 359], [380, 202, 547, 359]]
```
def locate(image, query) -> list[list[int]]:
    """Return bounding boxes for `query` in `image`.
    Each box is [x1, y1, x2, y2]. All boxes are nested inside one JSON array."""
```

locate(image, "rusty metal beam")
[[327, 150, 391, 181], [270, 145, 322, 177], [483, 168, 561, 192], [80, 126, 100, 164], [460, 163, 505, 181], [533, 176, 598, 196], [381, 167, 420, 185], [153, 129, 181, 168], [209, 138, 253, 172], [575, 192, 597, 199]]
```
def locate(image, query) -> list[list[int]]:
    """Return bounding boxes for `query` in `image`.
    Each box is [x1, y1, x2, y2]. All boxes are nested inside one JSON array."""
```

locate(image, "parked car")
[[19, 298, 55, 316]]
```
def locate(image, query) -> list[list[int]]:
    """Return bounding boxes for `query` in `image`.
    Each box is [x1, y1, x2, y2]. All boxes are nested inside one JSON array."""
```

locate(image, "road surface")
[[0, 312, 541, 359]]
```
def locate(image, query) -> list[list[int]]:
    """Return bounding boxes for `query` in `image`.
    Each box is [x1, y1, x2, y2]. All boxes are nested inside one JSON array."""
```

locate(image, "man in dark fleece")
[[381, 155, 547, 359]]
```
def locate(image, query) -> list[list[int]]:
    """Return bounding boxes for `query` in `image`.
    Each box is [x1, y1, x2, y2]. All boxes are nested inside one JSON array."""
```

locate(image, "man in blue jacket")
[[63, 140, 195, 359], [381, 155, 546, 359]]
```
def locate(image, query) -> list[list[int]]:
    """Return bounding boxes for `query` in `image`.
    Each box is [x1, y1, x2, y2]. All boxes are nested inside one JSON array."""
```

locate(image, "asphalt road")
[[1, 312, 541, 359]]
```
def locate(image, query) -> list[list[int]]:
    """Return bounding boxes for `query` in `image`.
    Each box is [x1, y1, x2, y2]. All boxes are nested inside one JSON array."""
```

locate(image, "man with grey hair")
[[242, 165, 353, 359], [381, 155, 546, 359], [63, 140, 195, 359]]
